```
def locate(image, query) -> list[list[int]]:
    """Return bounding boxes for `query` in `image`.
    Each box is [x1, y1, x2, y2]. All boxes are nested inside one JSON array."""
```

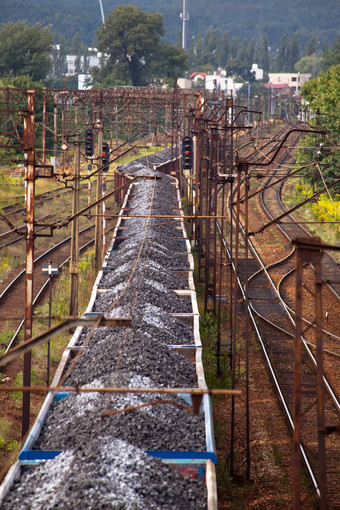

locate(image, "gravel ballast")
[[2, 149, 209, 509]]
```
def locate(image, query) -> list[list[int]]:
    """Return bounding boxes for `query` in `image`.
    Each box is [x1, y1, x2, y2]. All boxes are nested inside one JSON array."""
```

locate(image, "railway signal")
[[102, 142, 110, 170], [85, 128, 94, 157], [182, 136, 193, 170]]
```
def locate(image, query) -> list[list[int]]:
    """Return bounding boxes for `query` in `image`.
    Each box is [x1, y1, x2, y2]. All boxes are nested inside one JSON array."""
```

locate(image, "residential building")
[[205, 71, 243, 95], [268, 73, 311, 93], [251, 63, 264, 81], [189, 72, 207, 83]]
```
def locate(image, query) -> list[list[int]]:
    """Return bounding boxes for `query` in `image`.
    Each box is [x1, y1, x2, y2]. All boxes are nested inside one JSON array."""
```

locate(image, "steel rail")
[[276, 267, 340, 343], [260, 165, 340, 303], [215, 216, 321, 498], [0, 224, 96, 303], [4, 223, 117, 354], [248, 190, 340, 413]]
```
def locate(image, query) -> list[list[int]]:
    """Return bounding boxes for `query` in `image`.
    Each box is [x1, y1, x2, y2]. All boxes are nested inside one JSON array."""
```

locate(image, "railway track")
[[1, 223, 118, 354], [0, 179, 115, 247], [227, 129, 340, 506]]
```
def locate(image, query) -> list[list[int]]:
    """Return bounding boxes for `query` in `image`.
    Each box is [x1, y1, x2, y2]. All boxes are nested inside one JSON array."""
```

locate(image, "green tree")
[[297, 65, 340, 190], [70, 33, 83, 55], [95, 6, 165, 86], [294, 54, 320, 77], [230, 37, 239, 59], [304, 36, 319, 57], [238, 39, 250, 64], [153, 44, 188, 80], [322, 36, 340, 70], [194, 32, 205, 67], [287, 33, 300, 71], [260, 34, 270, 73], [51, 35, 68, 79], [277, 35, 288, 71], [204, 29, 218, 66], [216, 31, 230, 68], [0, 22, 53, 81]]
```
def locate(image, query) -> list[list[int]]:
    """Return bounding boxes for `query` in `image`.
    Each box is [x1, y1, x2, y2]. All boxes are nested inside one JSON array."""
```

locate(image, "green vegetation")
[[285, 183, 340, 246], [297, 64, 340, 192], [322, 35, 340, 70], [34, 250, 97, 328], [0, 418, 18, 452], [93, 6, 188, 87], [0, 22, 53, 81], [1, 0, 339, 54], [0, 2, 339, 89]]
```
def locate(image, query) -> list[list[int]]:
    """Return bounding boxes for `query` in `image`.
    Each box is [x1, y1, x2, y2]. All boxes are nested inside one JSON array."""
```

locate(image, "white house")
[[268, 72, 311, 93], [251, 63, 264, 81], [66, 52, 102, 76], [205, 71, 243, 95]]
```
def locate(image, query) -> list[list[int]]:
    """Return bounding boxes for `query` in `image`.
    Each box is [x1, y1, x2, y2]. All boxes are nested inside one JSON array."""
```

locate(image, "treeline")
[[0, 0, 339, 52], [297, 61, 340, 192], [186, 31, 335, 80]]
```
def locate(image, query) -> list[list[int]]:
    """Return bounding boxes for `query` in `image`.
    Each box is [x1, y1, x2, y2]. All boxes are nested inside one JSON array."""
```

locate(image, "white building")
[[177, 78, 192, 89], [66, 53, 102, 76], [268, 72, 311, 93], [251, 63, 263, 81], [78, 73, 93, 90], [205, 71, 243, 95]]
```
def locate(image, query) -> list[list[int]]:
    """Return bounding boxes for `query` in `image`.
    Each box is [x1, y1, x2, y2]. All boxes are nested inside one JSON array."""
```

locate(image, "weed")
[[200, 311, 232, 389], [273, 444, 282, 467], [0, 417, 12, 440], [11, 372, 23, 403], [281, 471, 289, 486], [5, 439, 18, 451]]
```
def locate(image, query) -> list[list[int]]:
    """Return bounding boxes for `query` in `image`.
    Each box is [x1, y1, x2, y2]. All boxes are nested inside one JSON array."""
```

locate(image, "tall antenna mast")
[[180, 0, 189, 51], [98, 0, 105, 25]]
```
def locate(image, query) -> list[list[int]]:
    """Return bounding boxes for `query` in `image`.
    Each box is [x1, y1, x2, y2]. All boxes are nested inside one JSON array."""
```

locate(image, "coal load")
[[2, 150, 207, 509]]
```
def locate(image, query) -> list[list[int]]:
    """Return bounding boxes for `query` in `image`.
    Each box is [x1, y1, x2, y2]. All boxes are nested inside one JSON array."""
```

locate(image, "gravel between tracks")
[[2, 150, 208, 509]]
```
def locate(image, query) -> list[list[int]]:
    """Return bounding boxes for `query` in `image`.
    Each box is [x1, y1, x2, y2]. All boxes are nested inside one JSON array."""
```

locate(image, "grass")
[[0, 418, 19, 452], [31, 250, 97, 381], [0, 324, 16, 356]]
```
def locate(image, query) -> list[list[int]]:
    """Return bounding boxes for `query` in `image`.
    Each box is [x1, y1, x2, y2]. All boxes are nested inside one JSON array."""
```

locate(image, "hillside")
[[0, 0, 339, 50]]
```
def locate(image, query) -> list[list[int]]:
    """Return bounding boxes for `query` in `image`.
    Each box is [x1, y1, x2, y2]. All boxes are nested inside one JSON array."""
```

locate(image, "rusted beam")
[[0, 385, 242, 397], [69, 133, 80, 317], [22, 90, 35, 439]]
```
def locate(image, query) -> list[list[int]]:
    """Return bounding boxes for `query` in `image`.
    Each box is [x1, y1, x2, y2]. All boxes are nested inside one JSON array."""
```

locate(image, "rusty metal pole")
[[22, 90, 35, 439], [294, 246, 303, 509], [314, 248, 327, 509], [69, 133, 80, 318], [216, 179, 226, 378], [243, 162, 251, 481], [61, 96, 66, 171], [204, 127, 212, 312], [230, 163, 241, 478], [211, 125, 219, 314], [94, 120, 103, 274], [53, 102, 58, 156], [42, 88, 46, 165], [102, 172, 106, 255]]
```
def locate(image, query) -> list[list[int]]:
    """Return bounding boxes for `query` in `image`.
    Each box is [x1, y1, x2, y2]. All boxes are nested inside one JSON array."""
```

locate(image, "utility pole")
[[69, 133, 80, 317], [22, 90, 35, 439], [180, 0, 189, 51], [94, 120, 103, 274]]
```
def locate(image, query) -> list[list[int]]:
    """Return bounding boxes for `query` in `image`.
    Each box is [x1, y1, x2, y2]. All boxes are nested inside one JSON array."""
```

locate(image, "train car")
[[0, 149, 217, 509]]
